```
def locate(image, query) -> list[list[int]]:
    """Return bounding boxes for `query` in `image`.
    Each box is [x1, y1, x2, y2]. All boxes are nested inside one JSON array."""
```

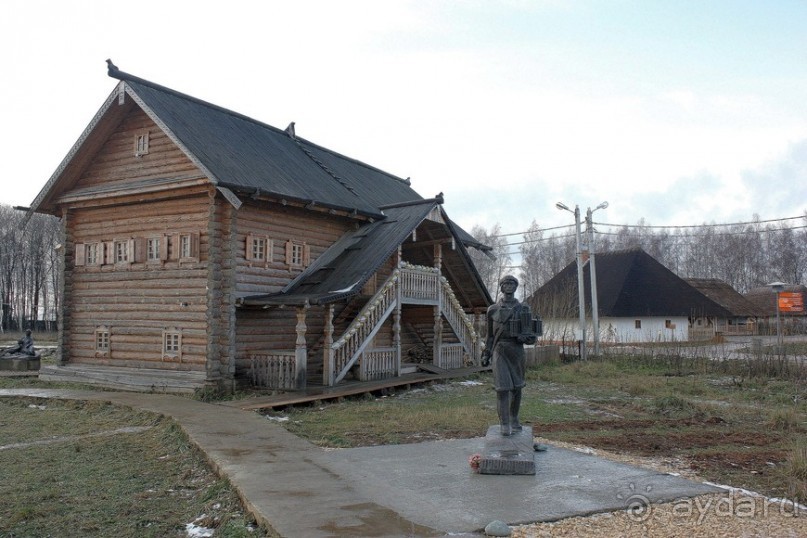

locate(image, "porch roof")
[[240, 199, 441, 307]]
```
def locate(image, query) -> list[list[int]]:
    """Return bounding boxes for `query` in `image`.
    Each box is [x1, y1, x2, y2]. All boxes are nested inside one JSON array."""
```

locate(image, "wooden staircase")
[[325, 263, 480, 386]]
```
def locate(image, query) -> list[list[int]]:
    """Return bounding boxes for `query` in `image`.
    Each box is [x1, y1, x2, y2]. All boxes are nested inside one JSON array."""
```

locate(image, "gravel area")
[[509, 438, 807, 537]]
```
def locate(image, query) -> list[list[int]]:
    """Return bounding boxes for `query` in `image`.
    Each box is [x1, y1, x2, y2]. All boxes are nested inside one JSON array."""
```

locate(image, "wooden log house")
[[28, 63, 492, 393]]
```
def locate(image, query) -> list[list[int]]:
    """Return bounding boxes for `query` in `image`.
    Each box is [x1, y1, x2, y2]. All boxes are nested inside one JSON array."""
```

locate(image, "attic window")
[[134, 131, 150, 156]]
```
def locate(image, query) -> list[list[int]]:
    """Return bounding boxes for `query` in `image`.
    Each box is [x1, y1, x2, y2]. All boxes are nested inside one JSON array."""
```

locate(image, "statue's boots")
[[510, 388, 523, 431], [497, 391, 512, 436]]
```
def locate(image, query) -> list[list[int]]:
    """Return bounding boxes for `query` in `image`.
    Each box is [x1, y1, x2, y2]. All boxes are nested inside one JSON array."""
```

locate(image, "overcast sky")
[[3, 1, 807, 237]]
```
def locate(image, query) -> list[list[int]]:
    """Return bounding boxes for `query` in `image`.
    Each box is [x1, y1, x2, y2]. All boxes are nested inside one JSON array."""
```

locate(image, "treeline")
[[0, 204, 61, 332], [469, 215, 807, 301]]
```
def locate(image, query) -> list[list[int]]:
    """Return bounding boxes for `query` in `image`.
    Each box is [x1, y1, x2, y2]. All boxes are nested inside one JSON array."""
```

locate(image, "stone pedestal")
[[0, 354, 41, 371], [478, 425, 535, 475]]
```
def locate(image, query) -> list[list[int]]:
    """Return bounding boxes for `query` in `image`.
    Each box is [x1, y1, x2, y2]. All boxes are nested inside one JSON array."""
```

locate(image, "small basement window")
[[95, 326, 110, 355], [134, 131, 149, 156], [162, 329, 182, 362]]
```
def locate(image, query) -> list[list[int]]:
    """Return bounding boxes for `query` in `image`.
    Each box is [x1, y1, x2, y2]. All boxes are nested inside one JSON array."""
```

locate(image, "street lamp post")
[[586, 202, 608, 356], [556, 202, 587, 361]]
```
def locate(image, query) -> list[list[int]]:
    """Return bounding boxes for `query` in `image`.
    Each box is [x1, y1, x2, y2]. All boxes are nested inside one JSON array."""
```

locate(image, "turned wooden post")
[[433, 244, 443, 366], [323, 303, 335, 386], [393, 285, 402, 376], [295, 303, 309, 389]]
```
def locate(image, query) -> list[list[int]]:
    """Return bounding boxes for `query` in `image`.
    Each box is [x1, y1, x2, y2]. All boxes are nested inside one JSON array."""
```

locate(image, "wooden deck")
[[223, 366, 490, 411]]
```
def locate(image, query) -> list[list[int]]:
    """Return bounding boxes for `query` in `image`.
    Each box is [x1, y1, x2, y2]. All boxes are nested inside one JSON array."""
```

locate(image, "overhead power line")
[[496, 223, 807, 251], [490, 214, 806, 240], [491, 223, 574, 238], [593, 214, 805, 230], [594, 223, 807, 238]]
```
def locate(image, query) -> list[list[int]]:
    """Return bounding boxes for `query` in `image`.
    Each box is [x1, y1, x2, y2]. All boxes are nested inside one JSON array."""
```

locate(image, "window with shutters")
[[174, 233, 199, 262], [285, 240, 310, 268], [245, 234, 272, 264]]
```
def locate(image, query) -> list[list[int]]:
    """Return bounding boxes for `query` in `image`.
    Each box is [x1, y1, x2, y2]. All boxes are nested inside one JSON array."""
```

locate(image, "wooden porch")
[[247, 262, 485, 391], [228, 365, 490, 411]]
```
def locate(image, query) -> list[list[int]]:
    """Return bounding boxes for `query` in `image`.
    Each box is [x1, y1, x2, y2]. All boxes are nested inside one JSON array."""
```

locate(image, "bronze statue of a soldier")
[[482, 275, 541, 436]]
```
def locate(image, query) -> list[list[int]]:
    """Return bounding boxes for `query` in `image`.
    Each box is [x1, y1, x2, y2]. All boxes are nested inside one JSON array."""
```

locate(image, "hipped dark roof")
[[529, 248, 731, 318]]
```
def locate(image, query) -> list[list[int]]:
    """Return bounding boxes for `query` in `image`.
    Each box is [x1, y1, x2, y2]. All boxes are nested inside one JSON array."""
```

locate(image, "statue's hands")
[[518, 335, 537, 345]]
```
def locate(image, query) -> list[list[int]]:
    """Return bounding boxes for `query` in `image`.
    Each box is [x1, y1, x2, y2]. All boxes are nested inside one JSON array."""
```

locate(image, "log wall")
[[233, 202, 352, 368], [74, 108, 199, 190], [66, 193, 211, 371]]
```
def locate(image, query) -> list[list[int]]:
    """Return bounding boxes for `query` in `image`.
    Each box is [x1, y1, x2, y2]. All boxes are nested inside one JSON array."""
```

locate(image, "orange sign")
[[778, 292, 804, 313]]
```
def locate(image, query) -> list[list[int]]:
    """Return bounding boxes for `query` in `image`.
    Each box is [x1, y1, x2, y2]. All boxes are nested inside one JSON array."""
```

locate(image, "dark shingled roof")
[[124, 78, 420, 218], [685, 278, 762, 317], [529, 248, 730, 318], [29, 64, 492, 308]]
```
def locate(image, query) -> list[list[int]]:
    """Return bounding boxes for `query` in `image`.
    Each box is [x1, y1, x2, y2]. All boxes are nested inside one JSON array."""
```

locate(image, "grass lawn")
[[2, 343, 805, 533], [0, 396, 269, 538]]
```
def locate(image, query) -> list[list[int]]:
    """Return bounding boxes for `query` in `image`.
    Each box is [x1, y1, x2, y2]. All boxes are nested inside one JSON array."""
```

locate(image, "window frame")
[[134, 130, 150, 157], [95, 326, 110, 356], [172, 232, 200, 263], [86, 242, 102, 266], [285, 239, 310, 268], [162, 328, 182, 362]]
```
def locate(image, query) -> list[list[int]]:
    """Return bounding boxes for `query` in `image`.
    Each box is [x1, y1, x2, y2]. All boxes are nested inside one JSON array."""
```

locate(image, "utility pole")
[[556, 202, 587, 361], [586, 202, 608, 356]]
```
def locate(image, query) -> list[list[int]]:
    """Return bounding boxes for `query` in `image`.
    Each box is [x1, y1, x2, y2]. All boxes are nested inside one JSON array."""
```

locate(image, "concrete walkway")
[[0, 388, 720, 537]]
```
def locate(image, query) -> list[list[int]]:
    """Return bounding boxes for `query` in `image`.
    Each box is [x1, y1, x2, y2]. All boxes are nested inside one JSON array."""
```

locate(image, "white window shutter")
[[246, 234, 255, 261], [75, 243, 86, 266]]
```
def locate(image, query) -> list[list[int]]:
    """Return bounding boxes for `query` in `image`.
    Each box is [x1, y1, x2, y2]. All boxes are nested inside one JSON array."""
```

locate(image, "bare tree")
[[469, 223, 511, 299]]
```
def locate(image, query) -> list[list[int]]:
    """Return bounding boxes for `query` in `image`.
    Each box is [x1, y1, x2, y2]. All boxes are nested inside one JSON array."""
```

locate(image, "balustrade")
[[250, 352, 298, 390]]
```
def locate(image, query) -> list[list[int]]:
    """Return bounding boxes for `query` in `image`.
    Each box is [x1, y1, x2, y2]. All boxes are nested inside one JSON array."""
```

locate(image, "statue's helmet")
[[499, 275, 519, 287]]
